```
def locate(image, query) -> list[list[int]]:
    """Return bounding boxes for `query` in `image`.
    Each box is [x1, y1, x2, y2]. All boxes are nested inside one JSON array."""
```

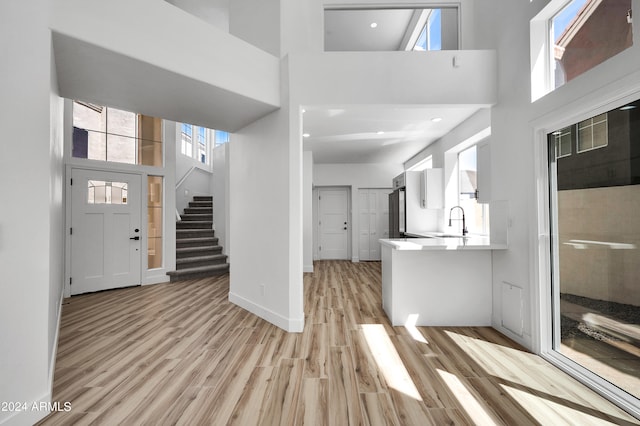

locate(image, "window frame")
[[531, 0, 634, 101], [71, 101, 163, 167], [180, 123, 213, 165], [554, 126, 573, 159], [576, 113, 608, 153], [456, 144, 490, 236]]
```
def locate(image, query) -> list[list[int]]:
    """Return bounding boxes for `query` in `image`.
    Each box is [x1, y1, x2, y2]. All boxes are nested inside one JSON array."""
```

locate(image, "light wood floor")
[[38, 260, 638, 425]]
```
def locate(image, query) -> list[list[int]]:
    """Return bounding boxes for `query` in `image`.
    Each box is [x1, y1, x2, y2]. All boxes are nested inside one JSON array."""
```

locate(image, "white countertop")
[[379, 235, 507, 251]]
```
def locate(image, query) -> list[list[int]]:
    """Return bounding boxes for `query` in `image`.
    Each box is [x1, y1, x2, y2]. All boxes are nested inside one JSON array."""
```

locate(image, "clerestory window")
[[72, 101, 163, 167], [531, 0, 633, 100]]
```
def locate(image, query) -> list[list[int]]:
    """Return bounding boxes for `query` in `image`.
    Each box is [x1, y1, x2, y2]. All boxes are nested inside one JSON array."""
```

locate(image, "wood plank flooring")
[[38, 260, 639, 425]]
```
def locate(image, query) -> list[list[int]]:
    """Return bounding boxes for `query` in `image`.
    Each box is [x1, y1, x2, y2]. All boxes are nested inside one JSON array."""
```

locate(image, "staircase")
[[167, 195, 229, 282]]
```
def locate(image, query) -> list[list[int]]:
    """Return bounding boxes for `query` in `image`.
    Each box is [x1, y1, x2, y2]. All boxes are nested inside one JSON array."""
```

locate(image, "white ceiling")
[[302, 105, 482, 164]]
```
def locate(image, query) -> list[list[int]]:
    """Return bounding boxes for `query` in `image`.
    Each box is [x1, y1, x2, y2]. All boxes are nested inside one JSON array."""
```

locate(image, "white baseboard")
[[352, 257, 359, 263], [49, 291, 64, 388], [143, 274, 171, 285], [303, 264, 314, 273], [229, 292, 304, 333]]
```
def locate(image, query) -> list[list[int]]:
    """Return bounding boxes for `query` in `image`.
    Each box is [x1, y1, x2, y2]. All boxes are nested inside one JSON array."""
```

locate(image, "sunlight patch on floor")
[[500, 384, 624, 425], [361, 324, 422, 401], [444, 330, 545, 388], [404, 314, 429, 344], [436, 368, 497, 425]]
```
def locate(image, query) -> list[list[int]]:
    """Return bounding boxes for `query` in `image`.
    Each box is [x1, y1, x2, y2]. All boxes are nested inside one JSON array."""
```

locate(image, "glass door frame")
[[532, 88, 640, 419]]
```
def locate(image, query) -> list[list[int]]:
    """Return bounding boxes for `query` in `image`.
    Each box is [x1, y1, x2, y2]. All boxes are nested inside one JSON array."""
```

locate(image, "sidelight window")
[[147, 176, 163, 269]]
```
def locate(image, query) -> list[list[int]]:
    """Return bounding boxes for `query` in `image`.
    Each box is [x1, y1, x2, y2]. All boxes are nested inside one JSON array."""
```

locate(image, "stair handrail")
[[176, 166, 197, 189]]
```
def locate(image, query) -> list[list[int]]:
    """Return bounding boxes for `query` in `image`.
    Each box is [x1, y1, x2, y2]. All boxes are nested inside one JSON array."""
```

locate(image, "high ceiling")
[[141, 3, 480, 166], [302, 105, 482, 164]]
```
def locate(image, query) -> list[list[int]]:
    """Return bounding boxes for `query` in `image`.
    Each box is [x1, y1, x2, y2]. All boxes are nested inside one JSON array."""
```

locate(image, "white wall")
[[50, 0, 280, 133], [0, 2, 62, 424], [469, 0, 640, 351], [48, 37, 65, 376], [212, 143, 230, 256], [313, 163, 402, 261], [290, 50, 497, 107], [229, 58, 304, 331], [50, 0, 279, 109], [165, 0, 230, 32], [229, 0, 280, 57]]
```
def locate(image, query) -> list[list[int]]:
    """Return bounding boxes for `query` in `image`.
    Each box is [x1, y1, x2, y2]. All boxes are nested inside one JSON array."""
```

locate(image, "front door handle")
[[130, 236, 140, 241]]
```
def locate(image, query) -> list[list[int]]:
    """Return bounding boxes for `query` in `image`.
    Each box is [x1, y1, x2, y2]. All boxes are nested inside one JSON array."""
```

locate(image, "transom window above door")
[[72, 101, 163, 167]]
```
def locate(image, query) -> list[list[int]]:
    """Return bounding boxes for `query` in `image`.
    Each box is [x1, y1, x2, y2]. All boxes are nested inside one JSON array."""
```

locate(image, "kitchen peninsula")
[[380, 235, 507, 326]]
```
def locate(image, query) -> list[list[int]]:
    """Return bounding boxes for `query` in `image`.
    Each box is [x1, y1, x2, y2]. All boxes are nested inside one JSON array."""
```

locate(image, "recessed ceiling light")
[[431, 117, 442, 123], [376, 131, 385, 135], [301, 108, 306, 113], [620, 105, 637, 111], [370, 22, 378, 28], [303, 133, 310, 138]]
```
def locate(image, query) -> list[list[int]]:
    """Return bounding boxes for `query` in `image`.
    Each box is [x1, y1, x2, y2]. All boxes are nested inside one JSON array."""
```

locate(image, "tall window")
[[214, 130, 230, 146], [72, 101, 162, 166], [180, 123, 214, 165], [197, 127, 207, 163], [457, 145, 489, 235], [181, 123, 193, 158]]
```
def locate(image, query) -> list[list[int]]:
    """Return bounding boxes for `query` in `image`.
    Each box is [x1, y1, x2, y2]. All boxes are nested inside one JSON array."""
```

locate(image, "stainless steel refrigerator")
[[388, 188, 405, 238]]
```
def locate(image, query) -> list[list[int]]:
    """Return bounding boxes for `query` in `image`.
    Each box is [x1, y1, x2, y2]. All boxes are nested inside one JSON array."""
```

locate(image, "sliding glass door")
[[547, 99, 640, 400]]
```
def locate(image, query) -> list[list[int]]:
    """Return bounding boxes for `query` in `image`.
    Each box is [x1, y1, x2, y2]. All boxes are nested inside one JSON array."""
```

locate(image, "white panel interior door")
[[318, 188, 349, 260], [359, 189, 392, 261], [359, 190, 372, 261], [71, 169, 142, 295]]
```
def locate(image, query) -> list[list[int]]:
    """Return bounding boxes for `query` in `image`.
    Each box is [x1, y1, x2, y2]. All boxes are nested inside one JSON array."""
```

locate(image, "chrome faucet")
[[448, 206, 468, 236]]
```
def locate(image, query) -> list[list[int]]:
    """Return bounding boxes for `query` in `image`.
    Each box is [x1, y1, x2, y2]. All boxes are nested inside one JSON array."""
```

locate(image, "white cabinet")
[[477, 141, 491, 203], [420, 168, 443, 209]]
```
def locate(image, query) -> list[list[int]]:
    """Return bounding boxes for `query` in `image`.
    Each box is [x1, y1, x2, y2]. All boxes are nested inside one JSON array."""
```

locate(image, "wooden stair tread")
[[176, 237, 219, 243], [176, 254, 226, 264], [176, 245, 223, 253]]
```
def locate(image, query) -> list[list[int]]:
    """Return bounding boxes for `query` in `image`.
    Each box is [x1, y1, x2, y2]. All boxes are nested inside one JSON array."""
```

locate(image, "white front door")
[[70, 169, 142, 295], [318, 188, 349, 260]]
